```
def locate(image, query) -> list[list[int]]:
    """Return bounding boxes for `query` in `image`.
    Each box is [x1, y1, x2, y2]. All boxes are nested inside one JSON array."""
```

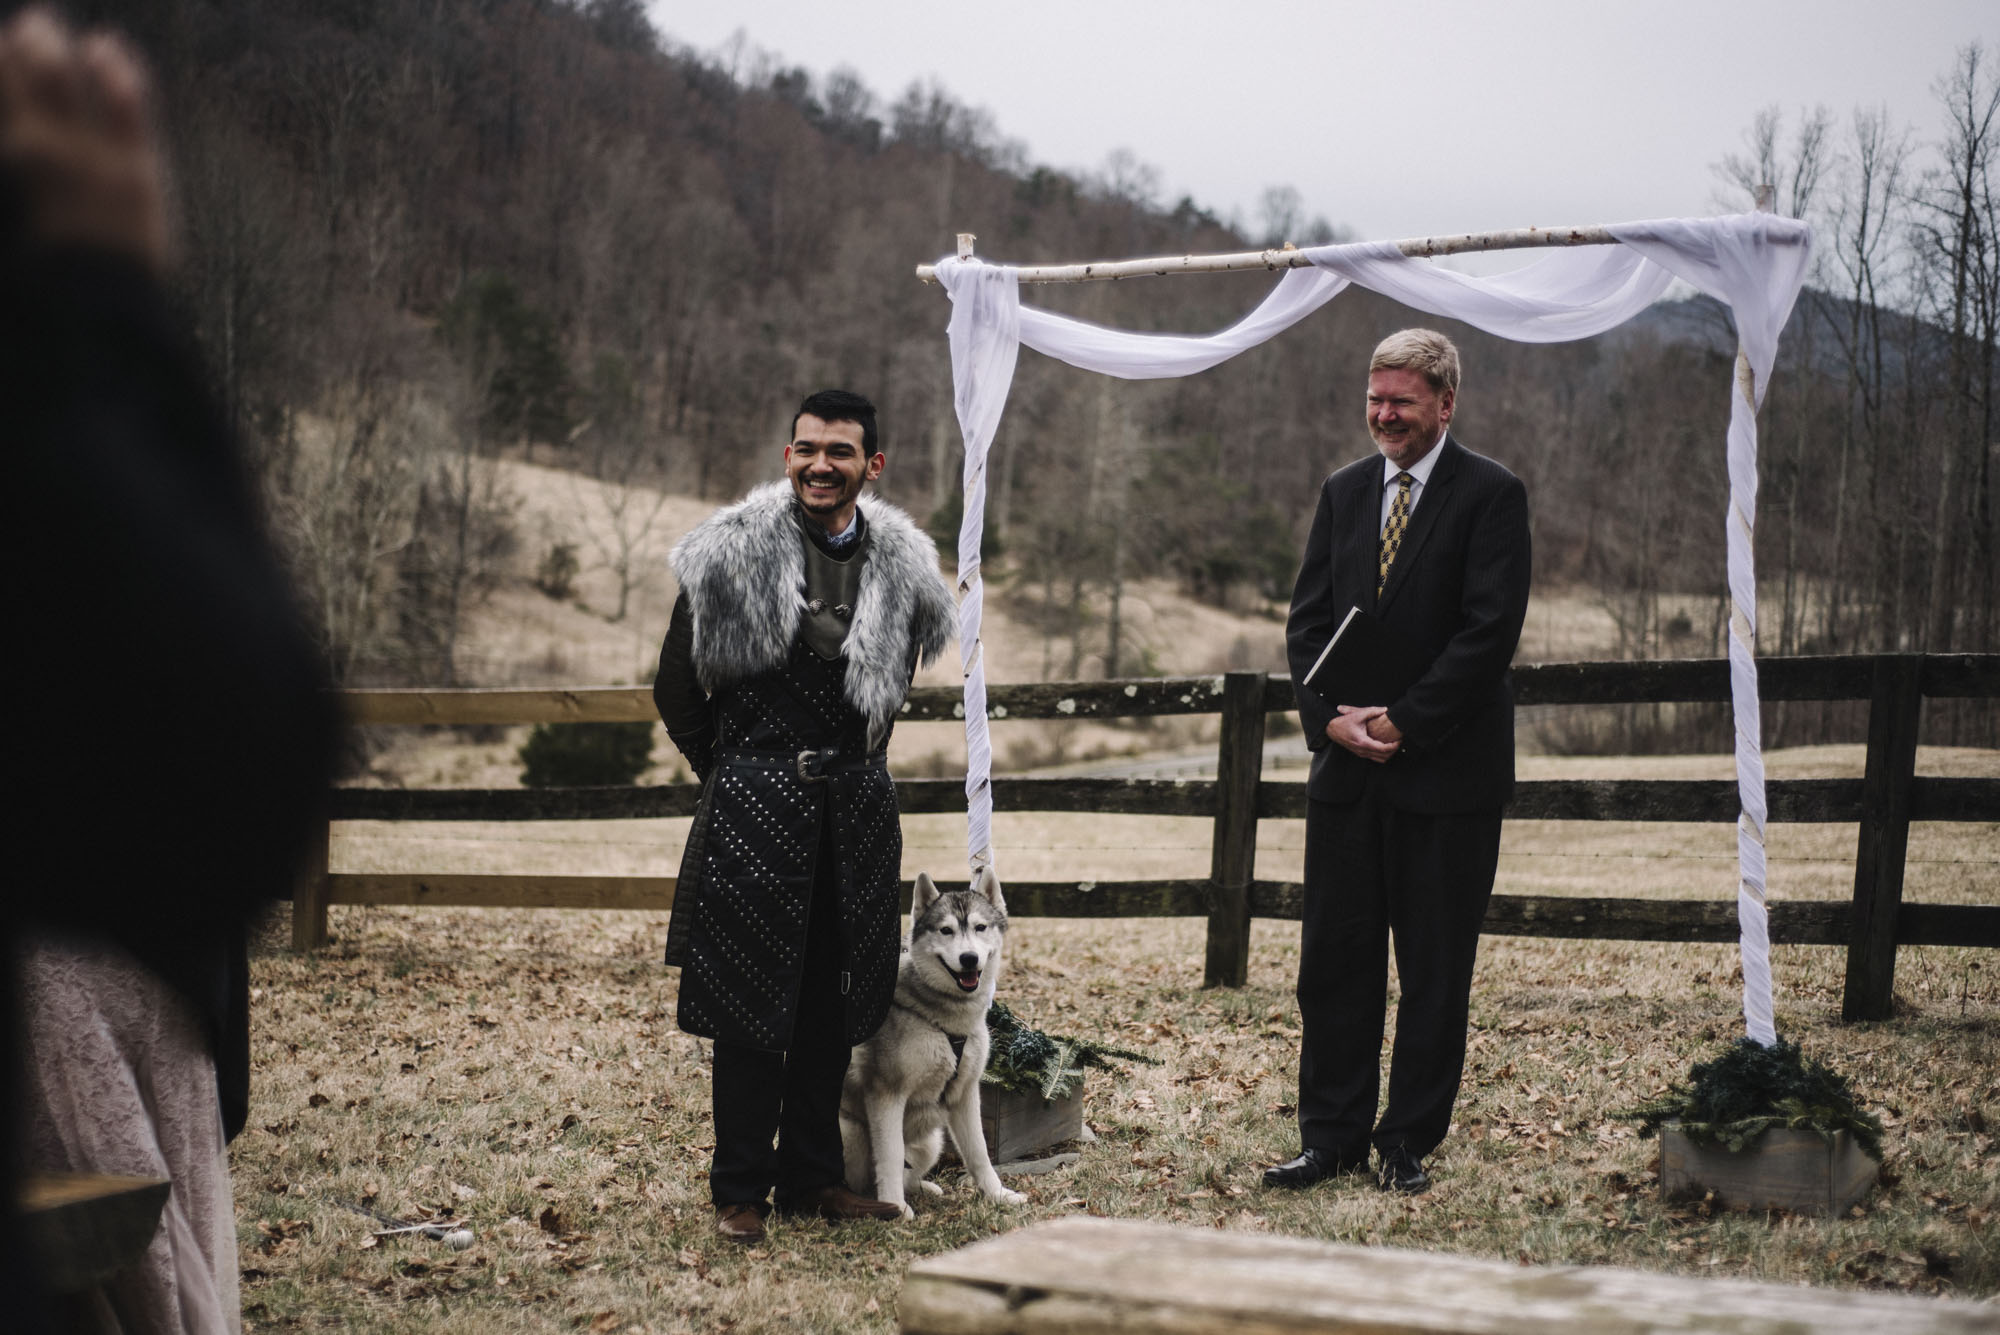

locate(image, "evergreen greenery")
[[438, 272, 574, 450], [518, 722, 655, 788], [535, 541, 579, 600], [1614, 1037, 1884, 1159], [981, 1000, 1157, 1102]]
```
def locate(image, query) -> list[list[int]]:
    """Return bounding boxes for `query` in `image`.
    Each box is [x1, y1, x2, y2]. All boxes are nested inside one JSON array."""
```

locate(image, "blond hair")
[[1369, 329, 1461, 397]]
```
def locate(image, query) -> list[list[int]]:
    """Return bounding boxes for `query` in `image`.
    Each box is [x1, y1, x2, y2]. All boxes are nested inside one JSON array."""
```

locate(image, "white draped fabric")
[[933, 211, 1810, 1046], [943, 261, 1020, 873]]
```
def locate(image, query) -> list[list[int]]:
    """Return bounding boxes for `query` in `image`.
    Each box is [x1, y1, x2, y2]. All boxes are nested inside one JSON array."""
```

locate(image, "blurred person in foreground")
[[1265, 329, 1531, 1196], [653, 390, 955, 1244], [1, 8, 336, 1332]]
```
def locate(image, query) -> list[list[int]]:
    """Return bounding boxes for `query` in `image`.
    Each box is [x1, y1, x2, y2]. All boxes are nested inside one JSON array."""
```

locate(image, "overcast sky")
[[645, 0, 1996, 266]]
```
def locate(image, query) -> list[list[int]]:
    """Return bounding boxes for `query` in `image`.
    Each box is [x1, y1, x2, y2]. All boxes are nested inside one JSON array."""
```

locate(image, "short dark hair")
[[793, 388, 878, 454]]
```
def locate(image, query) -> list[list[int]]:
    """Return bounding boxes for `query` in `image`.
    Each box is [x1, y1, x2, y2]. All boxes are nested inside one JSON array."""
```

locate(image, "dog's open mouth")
[[950, 968, 981, 992]]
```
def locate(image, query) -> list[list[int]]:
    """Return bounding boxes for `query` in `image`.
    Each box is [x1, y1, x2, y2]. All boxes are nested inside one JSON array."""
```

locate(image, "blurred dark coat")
[[2, 246, 337, 1141]]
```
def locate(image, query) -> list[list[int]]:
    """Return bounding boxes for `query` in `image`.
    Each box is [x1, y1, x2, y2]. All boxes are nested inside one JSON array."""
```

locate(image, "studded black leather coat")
[[660, 639, 905, 1052]]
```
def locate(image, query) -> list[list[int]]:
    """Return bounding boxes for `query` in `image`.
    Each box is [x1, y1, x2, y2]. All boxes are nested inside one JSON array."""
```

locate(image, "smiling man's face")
[[1366, 367, 1453, 469], [785, 413, 883, 534]]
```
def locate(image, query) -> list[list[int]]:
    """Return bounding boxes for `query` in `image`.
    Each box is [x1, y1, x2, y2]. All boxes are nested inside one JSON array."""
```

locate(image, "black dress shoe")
[[1377, 1145, 1430, 1194], [1262, 1147, 1368, 1189]]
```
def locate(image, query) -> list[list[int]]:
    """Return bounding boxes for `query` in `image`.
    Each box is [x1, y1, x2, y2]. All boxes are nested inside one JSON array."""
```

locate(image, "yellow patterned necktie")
[[1378, 471, 1414, 597]]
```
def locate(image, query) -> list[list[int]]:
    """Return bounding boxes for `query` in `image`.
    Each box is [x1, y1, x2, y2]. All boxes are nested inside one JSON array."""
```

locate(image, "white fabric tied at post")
[[1608, 215, 1815, 1048], [935, 258, 1020, 874], [933, 213, 1810, 1044]]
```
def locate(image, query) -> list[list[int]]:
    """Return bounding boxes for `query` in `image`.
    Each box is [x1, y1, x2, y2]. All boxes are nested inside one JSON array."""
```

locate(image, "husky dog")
[[840, 869, 1029, 1218]]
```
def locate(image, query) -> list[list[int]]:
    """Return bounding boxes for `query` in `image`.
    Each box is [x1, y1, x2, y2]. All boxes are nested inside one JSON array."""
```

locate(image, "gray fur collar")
[[670, 481, 954, 744]]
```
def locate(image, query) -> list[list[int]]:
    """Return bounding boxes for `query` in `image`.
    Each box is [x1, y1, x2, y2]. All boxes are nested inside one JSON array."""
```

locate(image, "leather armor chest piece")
[[684, 641, 901, 1050], [798, 522, 869, 661]]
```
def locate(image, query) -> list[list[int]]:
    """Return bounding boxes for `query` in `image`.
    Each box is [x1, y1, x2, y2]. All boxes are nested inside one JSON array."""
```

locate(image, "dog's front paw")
[[992, 1187, 1028, 1207], [918, 1180, 944, 1198], [897, 1201, 916, 1220]]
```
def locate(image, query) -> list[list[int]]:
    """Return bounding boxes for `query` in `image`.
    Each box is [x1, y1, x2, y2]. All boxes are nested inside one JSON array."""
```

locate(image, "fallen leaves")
[[256, 1218, 311, 1257]]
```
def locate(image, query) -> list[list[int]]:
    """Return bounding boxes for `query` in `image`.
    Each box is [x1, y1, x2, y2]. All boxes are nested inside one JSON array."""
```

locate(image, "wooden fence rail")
[[300, 653, 1999, 1021]]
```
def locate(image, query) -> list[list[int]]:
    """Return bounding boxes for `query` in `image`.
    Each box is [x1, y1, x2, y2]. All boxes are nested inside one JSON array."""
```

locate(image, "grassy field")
[[236, 742, 1998, 1333]]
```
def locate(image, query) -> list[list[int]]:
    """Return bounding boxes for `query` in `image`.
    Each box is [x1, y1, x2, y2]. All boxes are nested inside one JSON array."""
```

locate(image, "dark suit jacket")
[[1286, 435, 1531, 813]]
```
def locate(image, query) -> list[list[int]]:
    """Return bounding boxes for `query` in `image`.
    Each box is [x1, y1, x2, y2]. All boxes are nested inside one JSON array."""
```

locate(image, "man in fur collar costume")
[[653, 389, 955, 1243]]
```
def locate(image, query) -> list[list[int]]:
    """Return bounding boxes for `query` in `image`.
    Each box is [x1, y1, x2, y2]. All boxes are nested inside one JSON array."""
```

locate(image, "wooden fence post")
[[1205, 671, 1265, 988], [291, 817, 332, 952], [1842, 654, 1924, 1021]]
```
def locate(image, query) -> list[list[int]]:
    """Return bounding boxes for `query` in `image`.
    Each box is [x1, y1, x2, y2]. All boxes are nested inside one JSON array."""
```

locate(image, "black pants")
[[707, 845, 852, 1210], [1297, 782, 1500, 1161]]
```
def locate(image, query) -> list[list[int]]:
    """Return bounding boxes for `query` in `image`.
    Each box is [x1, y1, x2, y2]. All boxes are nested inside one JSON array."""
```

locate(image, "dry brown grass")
[[244, 741, 1999, 1333], [236, 913, 1998, 1334]]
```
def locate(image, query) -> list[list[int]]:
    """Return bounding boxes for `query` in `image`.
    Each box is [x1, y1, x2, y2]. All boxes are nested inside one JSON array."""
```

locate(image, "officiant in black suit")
[[1266, 328, 1531, 1195]]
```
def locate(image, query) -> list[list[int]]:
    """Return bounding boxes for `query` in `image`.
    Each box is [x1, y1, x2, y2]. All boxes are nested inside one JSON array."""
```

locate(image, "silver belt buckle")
[[797, 749, 824, 783]]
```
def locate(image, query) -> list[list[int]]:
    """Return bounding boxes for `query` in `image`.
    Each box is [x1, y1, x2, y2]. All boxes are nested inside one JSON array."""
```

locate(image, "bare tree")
[[1714, 104, 1832, 667], [1096, 148, 1160, 210], [567, 364, 674, 624], [1093, 378, 1135, 678], [401, 422, 519, 684], [1820, 105, 1913, 652], [271, 318, 440, 683], [1252, 184, 1343, 248], [1257, 185, 1305, 247], [1715, 103, 1833, 216], [1912, 43, 2000, 653], [172, 104, 312, 446], [284, 40, 380, 301]]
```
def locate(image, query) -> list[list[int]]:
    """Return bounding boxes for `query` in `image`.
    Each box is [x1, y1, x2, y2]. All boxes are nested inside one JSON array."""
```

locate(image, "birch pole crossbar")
[[916, 224, 1647, 284]]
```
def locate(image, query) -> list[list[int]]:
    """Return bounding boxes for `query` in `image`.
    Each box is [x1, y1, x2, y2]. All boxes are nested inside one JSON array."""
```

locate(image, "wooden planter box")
[[1660, 1123, 1878, 1215], [981, 1083, 1084, 1163]]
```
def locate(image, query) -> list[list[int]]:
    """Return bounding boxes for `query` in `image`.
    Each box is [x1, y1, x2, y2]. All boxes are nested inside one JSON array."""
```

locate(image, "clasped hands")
[[1327, 705, 1401, 763]]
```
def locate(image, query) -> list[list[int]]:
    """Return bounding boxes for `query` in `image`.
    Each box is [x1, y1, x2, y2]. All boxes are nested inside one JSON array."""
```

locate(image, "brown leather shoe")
[[714, 1203, 766, 1243], [776, 1184, 901, 1222]]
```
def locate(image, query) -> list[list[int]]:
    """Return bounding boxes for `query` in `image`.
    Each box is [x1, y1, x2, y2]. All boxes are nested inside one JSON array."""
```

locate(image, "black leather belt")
[[717, 747, 888, 783]]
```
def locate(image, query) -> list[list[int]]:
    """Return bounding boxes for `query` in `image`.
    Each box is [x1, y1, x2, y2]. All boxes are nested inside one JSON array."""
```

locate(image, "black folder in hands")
[[1300, 605, 1432, 708]]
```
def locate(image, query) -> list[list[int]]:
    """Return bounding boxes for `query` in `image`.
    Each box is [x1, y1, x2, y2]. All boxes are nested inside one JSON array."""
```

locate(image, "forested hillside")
[[65, 2, 1997, 745]]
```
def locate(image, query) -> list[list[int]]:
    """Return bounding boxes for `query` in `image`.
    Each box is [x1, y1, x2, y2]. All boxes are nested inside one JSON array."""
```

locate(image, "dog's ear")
[[972, 865, 1005, 915], [913, 872, 940, 912]]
